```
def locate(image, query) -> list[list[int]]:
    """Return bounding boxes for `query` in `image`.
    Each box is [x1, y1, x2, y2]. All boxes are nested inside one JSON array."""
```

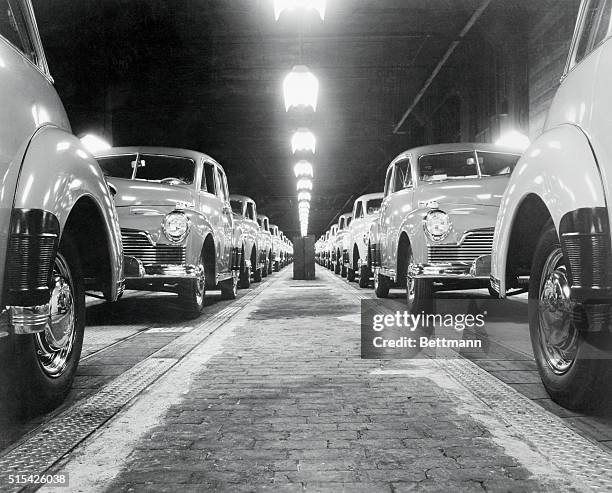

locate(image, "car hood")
[[108, 178, 195, 208], [415, 175, 509, 208]]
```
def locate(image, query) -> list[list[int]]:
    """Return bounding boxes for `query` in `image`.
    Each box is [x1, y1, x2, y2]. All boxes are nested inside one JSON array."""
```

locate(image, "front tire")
[[253, 267, 262, 283], [220, 273, 238, 300], [374, 269, 390, 298], [359, 265, 371, 288], [529, 223, 611, 411], [406, 249, 433, 314], [178, 264, 205, 317], [12, 235, 85, 415], [347, 268, 356, 282]]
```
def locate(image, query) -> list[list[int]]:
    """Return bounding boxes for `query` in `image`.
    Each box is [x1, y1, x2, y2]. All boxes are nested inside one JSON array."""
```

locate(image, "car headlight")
[[162, 211, 190, 242], [424, 210, 451, 240]]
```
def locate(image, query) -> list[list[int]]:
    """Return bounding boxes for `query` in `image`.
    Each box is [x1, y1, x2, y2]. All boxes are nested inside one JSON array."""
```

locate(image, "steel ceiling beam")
[[392, 0, 492, 134]]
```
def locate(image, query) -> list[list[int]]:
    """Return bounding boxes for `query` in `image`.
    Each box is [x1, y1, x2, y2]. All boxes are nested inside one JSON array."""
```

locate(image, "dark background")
[[32, 0, 580, 238]]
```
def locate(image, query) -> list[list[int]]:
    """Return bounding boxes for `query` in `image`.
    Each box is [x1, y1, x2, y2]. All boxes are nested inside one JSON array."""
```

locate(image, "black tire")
[[529, 223, 612, 411], [334, 260, 341, 275], [274, 261, 280, 272], [406, 249, 433, 314], [374, 270, 390, 298], [347, 268, 356, 282], [178, 270, 205, 317], [253, 267, 262, 283], [488, 286, 499, 298], [220, 274, 238, 300], [238, 248, 250, 289], [10, 234, 86, 416], [359, 265, 370, 288], [268, 252, 273, 274]]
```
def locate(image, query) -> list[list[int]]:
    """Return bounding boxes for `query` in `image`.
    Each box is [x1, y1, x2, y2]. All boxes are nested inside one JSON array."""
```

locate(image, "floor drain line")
[[437, 357, 612, 491], [0, 272, 278, 491], [0, 358, 174, 493], [326, 267, 612, 490]]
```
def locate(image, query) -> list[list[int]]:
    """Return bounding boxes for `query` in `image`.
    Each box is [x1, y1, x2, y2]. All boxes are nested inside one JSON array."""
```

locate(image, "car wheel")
[[406, 249, 433, 314], [334, 260, 341, 275], [220, 273, 238, 300], [488, 286, 499, 298], [347, 268, 356, 282], [253, 267, 262, 283], [179, 264, 205, 317], [374, 269, 390, 298], [359, 265, 371, 288], [11, 235, 85, 415], [274, 261, 280, 272], [341, 265, 347, 277], [529, 223, 612, 411], [238, 249, 251, 289], [262, 260, 268, 278]]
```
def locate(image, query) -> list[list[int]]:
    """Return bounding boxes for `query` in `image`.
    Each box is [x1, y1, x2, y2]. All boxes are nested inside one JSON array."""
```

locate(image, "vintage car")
[[269, 224, 283, 271], [0, 0, 123, 413], [230, 194, 265, 287], [256, 214, 273, 276], [326, 224, 339, 269], [491, 0, 612, 410], [95, 147, 241, 314], [370, 143, 520, 312], [346, 192, 383, 287], [315, 235, 325, 264], [332, 213, 352, 276]]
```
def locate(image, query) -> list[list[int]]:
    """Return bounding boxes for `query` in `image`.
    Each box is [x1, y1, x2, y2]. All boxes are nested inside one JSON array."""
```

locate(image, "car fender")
[[491, 124, 607, 296], [14, 125, 123, 299]]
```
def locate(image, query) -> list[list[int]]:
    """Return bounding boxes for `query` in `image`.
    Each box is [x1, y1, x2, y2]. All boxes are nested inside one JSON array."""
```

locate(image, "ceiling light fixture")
[[495, 130, 530, 152], [298, 191, 311, 202], [294, 160, 314, 178], [283, 65, 319, 112], [80, 134, 111, 154], [296, 178, 313, 191], [291, 128, 316, 154], [274, 0, 326, 21]]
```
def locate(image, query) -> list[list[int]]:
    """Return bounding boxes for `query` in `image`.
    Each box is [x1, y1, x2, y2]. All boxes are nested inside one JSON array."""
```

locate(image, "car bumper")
[[409, 255, 491, 280], [123, 255, 201, 281]]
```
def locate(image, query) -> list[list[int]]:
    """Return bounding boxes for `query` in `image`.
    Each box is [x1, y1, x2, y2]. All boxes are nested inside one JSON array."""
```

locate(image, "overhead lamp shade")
[[274, 0, 326, 21], [495, 130, 530, 151], [300, 224, 308, 237], [291, 128, 316, 154], [283, 66, 319, 112], [294, 160, 314, 178], [80, 134, 111, 154], [296, 178, 313, 191], [298, 192, 311, 202]]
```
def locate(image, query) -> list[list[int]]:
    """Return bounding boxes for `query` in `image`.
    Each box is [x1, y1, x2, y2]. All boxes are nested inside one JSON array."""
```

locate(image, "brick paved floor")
[[105, 270, 576, 492]]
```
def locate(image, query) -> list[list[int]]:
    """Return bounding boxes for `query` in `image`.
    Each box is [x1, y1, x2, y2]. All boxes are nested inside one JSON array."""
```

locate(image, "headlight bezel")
[[162, 210, 191, 243], [423, 209, 452, 242]]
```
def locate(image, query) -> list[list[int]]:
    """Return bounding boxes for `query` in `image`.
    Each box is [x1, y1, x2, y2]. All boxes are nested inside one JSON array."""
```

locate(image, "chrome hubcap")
[[537, 248, 577, 374], [374, 268, 380, 290], [407, 276, 415, 304], [35, 253, 76, 378], [195, 264, 205, 306]]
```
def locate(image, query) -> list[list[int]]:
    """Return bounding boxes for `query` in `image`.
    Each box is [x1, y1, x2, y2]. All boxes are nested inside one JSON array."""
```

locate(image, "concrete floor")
[[1, 265, 611, 492]]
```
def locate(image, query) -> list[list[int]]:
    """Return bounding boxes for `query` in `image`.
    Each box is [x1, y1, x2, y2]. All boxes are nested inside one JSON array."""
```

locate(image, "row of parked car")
[[315, 0, 612, 412], [0, 0, 293, 415]]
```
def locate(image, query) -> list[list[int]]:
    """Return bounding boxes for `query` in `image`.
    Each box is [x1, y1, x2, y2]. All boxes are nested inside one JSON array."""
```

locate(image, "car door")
[[379, 164, 395, 270], [199, 160, 225, 274], [215, 165, 233, 273], [386, 158, 415, 274]]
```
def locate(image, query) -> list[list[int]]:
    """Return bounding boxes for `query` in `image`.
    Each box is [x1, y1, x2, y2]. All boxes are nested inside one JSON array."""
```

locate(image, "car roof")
[[229, 194, 255, 203], [95, 146, 221, 166], [357, 192, 384, 202], [389, 143, 520, 168], [339, 212, 352, 220]]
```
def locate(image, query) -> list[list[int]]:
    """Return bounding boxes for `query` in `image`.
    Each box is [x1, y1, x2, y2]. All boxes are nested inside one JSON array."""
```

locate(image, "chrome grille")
[[122, 230, 185, 265], [562, 233, 609, 288], [428, 229, 494, 264]]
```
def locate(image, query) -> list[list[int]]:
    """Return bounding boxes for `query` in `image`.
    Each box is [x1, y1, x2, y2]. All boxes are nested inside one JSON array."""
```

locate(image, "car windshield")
[[418, 152, 479, 182], [97, 153, 195, 185], [366, 198, 382, 215], [476, 151, 520, 176], [230, 200, 243, 215]]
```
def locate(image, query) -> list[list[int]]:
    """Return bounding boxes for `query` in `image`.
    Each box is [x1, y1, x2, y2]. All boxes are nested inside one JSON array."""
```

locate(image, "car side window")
[[575, 0, 612, 64], [214, 167, 228, 202], [0, 0, 36, 62], [383, 167, 393, 197], [354, 201, 363, 218], [246, 202, 255, 220], [339, 217, 345, 230], [347, 217, 352, 227], [202, 162, 216, 194], [393, 160, 412, 192]]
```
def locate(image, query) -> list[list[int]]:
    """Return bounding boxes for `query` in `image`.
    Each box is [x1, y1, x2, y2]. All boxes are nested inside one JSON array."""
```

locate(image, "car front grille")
[[428, 228, 494, 264], [122, 229, 186, 265]]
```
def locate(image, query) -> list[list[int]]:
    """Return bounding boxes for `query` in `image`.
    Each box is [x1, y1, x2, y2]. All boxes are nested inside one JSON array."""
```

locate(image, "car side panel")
[[14, 127, 123, 298], [491, 125, 606, 296]]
